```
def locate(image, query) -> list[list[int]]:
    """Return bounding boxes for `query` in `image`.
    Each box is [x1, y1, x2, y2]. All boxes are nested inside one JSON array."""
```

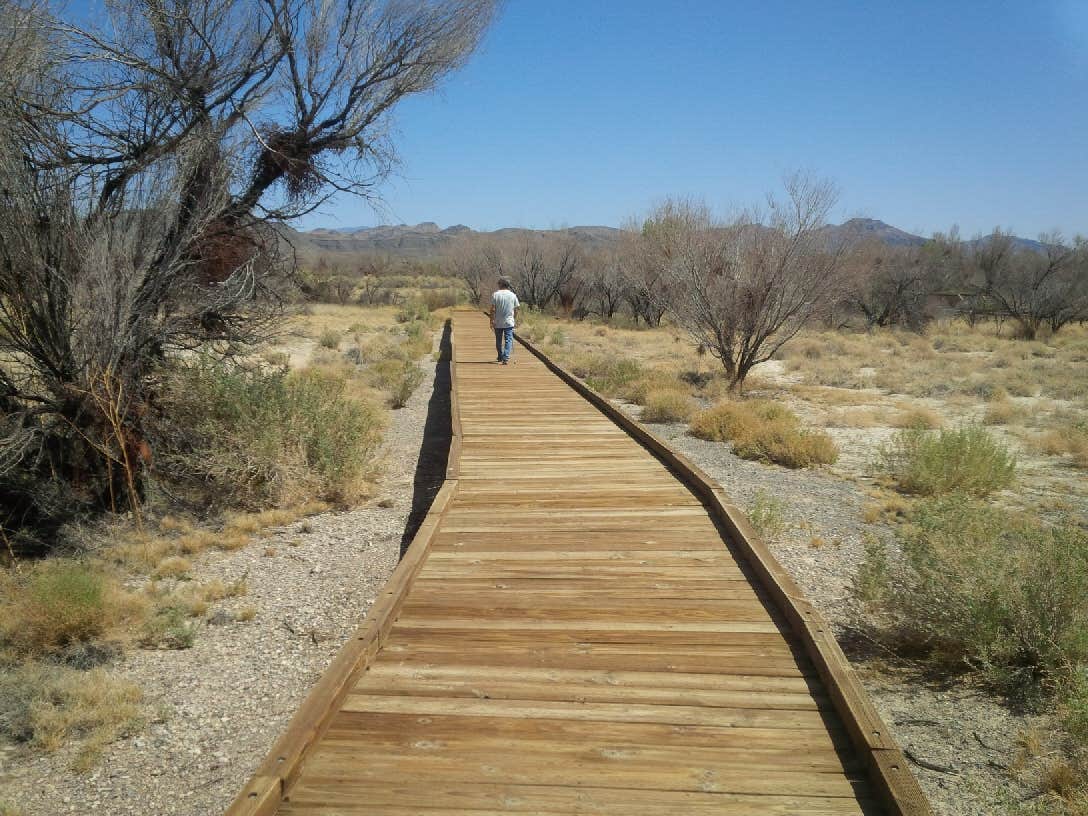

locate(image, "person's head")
[[497, 276, 512, 290]]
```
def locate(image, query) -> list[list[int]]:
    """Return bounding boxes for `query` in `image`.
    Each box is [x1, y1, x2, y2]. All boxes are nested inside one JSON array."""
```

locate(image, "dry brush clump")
[[0, 663, 144, 772], [154, 359, 384, 509], [0, 559, 149, 769], [640, 390, 696, 424], [1031, 416, 1088, 469], [690, 400, 838, 468]]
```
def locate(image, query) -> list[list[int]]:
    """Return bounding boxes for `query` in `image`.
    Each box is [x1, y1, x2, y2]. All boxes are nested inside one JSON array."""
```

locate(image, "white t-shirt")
[[491, 289, 519, 328]]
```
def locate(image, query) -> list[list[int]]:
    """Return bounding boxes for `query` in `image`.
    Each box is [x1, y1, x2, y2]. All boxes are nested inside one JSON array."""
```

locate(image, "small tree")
[[646, 175, 850, 390], [446, 235, 502, 307], [0, 0, 497, 549], [844, 240, 947, 331], [968, 230, 1088, 339], [505, 232, 581, 309], [581, 249, 630, 320]]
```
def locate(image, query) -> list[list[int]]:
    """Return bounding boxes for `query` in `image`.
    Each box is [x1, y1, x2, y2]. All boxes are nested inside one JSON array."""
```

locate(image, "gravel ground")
[[625, 406, 1042, 816], [0, 351, 440, 816]]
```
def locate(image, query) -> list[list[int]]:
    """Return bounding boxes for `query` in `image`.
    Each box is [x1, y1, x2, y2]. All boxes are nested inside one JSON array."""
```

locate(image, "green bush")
[[690, 400, 838, 468], [879, 425, 1016, 496], [157, 360, 383, 507], [746, 491, 788, 542], [570, 355, 643, 397], [138, 605, 195, 650], [858, 496, 1088, 700], [366, 358, 425, 408]]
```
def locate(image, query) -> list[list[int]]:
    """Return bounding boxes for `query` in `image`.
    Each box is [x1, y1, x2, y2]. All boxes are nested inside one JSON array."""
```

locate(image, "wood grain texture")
[[228, 310, 930, 816]]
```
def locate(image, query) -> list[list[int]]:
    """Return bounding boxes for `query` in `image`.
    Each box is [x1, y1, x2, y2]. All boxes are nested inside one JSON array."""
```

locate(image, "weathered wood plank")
[[228, 310, 926, 816]]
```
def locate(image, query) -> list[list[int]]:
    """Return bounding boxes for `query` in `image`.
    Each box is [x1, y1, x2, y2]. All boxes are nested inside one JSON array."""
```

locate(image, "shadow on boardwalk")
[[399, 319, 452, 557]]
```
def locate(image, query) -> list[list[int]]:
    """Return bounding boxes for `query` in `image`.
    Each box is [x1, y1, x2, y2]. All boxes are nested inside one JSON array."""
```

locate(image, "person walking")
[[489, 276, 520, 365]]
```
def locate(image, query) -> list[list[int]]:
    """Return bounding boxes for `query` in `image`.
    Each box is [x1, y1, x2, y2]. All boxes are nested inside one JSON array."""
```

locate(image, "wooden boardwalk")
[[228, 310, 929, 816]]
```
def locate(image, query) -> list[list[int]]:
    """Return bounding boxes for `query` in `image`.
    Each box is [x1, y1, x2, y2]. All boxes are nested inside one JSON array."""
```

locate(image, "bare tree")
[[0, 0, 497, 548], [844, 240, 947, 331], [647, 176, 849, 390], [445, 235, 502, 306], [503, 232, 581, 309], [966, 230, 1088, 339], [581, 249, 630, 319], [620, 227, 669, 327]]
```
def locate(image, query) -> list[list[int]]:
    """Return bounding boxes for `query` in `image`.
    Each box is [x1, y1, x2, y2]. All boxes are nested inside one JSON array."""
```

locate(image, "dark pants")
[[494, 326, 514, 362]]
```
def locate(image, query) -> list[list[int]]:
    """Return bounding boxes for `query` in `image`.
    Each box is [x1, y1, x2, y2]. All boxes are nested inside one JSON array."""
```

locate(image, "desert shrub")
[[138, 605, 196, 650], [858, 496, 1088, 702], [317, 328, 341, 349], [878, 426, 1016, 496], [569, 355, 643, 397], [390, 364, 425, 409], [640, 390, 694, 423], [622, 367, 689, 405], [156, 359, 382, 507], [1033, 419, 1088, 468], [892, 406, 942, 430], [983, 397, 1025, 425], [0, 562, 137, 656], [747, 491, 788, 541], [401, 320, 434, 359], [396, 299, 430, 324], [421, 288, 462, 311], [690, 400, 837, 468], [0, 663, 143, 770], [689, 399, 795, 442], [366, 359, 426, 408], [354, 334, 401, 364]]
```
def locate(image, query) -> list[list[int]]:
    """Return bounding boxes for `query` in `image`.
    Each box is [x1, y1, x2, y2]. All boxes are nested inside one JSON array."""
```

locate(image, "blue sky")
[[302, 0, 1086, 238]]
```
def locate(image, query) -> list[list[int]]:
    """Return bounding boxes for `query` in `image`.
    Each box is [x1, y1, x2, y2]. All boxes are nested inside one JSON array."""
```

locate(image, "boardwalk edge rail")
[[223, 318, 462, 816], [516, 327, 933, 816]]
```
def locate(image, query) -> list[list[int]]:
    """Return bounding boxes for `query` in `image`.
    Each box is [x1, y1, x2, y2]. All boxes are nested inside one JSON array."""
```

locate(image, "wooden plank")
[[230, 310, 924, 816]]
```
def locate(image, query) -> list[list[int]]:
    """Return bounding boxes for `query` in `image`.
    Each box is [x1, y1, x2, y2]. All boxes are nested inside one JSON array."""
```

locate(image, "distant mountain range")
[[282, 218, 1045, 259]]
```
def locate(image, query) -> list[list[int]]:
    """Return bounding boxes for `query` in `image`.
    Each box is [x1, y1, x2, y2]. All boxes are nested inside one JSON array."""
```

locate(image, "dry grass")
[[822, 407, 889, 428], [891, 405, 942, 430], [150, 556, 190, 580], [0, 561, 145, 657], [690, 400, 838, 468], [861, 491, 912, 524], [0, 663, 144, 771], [640, 389, 695, 423], [983, 396, 1025, 425], [1031, 418, 1088, 469]]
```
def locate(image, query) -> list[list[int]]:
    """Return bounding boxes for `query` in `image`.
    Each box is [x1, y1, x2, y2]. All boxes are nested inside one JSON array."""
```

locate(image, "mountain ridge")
[[284, 218, 1045, 258]]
